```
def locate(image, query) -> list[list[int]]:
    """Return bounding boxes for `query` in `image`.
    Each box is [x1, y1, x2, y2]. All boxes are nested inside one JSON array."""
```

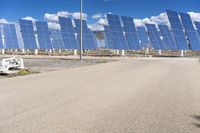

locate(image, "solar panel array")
[[59, 17, 79, 50], [145, 24, 164, 50], [107, 14, 129, 50], [104, 26, 115, 49], [179, 12, 200, 50], [0, 10, 200, 51], [121, 16, 141, 50], [158, 25, 177, 50], [137, 27, 149, 49], [49, 29, 65, 50], [166, 10, 189, 50], [2, 24, 19, 49], [75, 19, 96, 50], [36, 21, 52, 50], [19, 19, 38, 49]]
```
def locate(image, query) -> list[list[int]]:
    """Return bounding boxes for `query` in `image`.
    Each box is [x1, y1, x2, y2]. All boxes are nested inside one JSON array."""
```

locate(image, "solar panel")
[[2, 24, 19, 49], [19, 19, 37, 49], [49, 29, 65, 50], [145, 24, 164, 50], [179, 12, 200, 50], [0, 26, 4, 49], [195, 21, 200, 35], [166, 10, 189, 50], [107, 14, 129, 50], [158, 25, 178, 50], [137, 27, 149, 49], [121, 16, 141, 50], [104, 25, 115, 49], [35, 21, 52, 50], [59, 17, 79, 50], [74, 19, 96, 50]]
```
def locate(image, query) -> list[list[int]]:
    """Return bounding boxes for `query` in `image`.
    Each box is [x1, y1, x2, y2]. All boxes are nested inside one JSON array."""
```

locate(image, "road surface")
[[0, 58, 200, 133]]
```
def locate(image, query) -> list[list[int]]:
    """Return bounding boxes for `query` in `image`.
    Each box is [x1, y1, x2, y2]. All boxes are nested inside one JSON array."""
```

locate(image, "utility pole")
[[80, 0, 83, 60]]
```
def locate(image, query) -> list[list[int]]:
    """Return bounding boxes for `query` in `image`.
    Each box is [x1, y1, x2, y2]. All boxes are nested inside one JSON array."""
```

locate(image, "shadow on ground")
[[191, 115, 200, 128]]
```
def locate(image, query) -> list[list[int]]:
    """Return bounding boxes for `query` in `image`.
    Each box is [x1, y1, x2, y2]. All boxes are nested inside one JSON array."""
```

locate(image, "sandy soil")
[[0, 58, 200, 133]]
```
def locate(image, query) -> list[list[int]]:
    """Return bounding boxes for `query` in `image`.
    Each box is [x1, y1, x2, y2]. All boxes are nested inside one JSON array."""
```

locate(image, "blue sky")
[[0, 0, 199, 21], [0, 0, 200, 30]]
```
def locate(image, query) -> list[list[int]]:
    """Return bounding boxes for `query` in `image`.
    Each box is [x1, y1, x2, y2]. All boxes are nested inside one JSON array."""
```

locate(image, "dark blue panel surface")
[[145, 24, 164, 50], [104, 26, 114, 49], [137, 27, 149, 49], [19, 19, 37, 49], [121, 16, 141, 50], [179, 12, 200, 50], [158, 25, 178, 50], [36, 21, 52, 49], [2, 24, 19, 49], [195, 21, 200, 35], [107, 14, 129, 50], [59, 17, 79, 50], [166, 10, 189, 50], [74, 19, 96, 50], [49, 30, 65, 50]]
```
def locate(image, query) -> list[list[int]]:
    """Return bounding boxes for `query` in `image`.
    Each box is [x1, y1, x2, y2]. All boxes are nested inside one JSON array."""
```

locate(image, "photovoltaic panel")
[[179, 12, 200, 50], [166, 10, 189, 50], [36, 21, 52, 49], [145, 24, 164, 50], [158, 25, 178, 50], [104, 26, 114, 49], [74, 19, 96, 50], [49, 29, 65, 50], [2, 24, 19, 49], [107, 14, 129, 50], [121, 16, 141, 50], [59, 17, 79, 50], [137, 27, 149, 49], [19, 19, 37, 49], [195, 21, 200, 35], [0, 26, 4, 49]]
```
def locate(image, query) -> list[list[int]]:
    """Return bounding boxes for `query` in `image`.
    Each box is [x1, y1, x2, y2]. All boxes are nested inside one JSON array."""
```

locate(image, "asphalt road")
[[0, 58, 200, 133]]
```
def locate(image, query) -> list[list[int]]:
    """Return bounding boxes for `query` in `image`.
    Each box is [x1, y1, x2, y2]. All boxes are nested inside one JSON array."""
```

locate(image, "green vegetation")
[[17, 69, 32, 75]]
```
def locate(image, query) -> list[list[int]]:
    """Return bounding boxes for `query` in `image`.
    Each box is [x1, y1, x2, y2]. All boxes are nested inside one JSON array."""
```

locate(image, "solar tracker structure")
[[158, 25, 178, 50], [49, 29, 65, 50], [104, 26, 115, 49], [74, 19, 96, 50], [121, 16, 141, 50], [2, 24, 19, 49], [59, 17, 79, 50], [179, 12, 200, 50], [195, 21, 200, 35], [145, 24, 164, 50], [19, 19, 37, 49], [106, 14, 129, 50], [137, 27, 149, 49], [0, 26, 4, 49], [166, 10, 189, 50], [36, 21, 52, 50]]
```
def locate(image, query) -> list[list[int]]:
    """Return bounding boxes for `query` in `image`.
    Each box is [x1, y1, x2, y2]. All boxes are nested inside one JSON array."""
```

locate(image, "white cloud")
[[44, 11, 87, 21], [71, 12, 87, 20], [92, 13, 103, 19], [98, 18, 108, 25], [188, 12, 200, 22], [0, 18, 8, 24], [21, 16, 37, 22], [88, 23, 104, 31], [134, 12, 169, 28], [47, 22, 61, 30]]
